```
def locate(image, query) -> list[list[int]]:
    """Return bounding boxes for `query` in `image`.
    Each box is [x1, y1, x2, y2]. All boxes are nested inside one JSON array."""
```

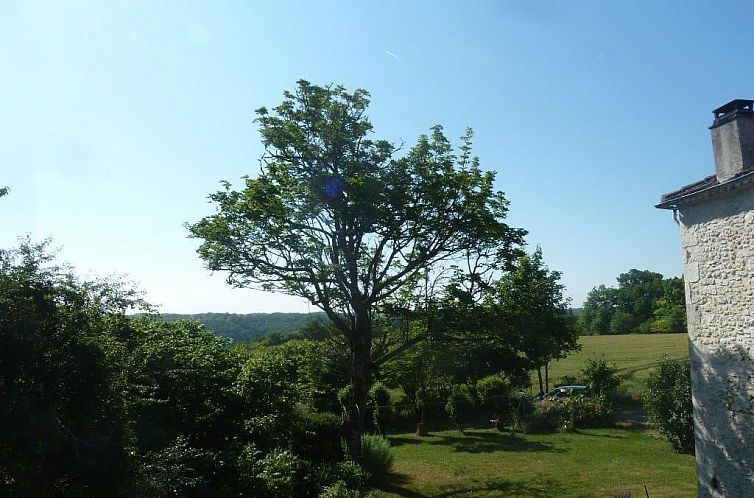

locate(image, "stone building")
[[657, 99, 754, 497]]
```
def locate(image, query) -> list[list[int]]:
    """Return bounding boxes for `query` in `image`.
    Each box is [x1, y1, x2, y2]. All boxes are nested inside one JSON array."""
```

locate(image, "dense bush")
[[525, 400, 565, 433], [0, 241, 363, 497], [445, 388, 474, 432], [476, 375, 511, 410], [360, 434, 395, 477], [580, 355, 621, 395], [293, 411, 344, 465], [559, 395, 614, 431], [643, 357, 694, 453]]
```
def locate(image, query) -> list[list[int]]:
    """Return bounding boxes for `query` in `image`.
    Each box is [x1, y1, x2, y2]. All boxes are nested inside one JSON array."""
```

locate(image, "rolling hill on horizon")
[[160, 311, 327, 342]]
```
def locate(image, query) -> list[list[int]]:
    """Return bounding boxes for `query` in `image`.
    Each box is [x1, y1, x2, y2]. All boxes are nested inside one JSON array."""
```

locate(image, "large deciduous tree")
[[188, 80, 525, 456]]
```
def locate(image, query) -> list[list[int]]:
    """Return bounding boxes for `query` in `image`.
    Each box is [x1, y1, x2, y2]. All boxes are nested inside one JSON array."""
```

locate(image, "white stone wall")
[[679, 185, 754, 498]]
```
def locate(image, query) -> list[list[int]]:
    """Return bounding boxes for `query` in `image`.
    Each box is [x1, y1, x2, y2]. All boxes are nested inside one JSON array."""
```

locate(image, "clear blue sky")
[[3, 1, 753, 313]]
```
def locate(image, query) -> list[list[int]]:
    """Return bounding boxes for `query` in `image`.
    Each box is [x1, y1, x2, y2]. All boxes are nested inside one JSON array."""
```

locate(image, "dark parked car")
[[534, 385, 588, 402]]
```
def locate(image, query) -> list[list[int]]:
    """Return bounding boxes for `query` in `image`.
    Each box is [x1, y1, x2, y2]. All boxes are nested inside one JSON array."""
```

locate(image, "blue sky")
[[2, 1, 754, 313]]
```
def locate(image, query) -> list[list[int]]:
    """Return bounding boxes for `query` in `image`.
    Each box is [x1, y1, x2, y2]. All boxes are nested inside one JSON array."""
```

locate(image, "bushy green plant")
[[368, 381, 392, 436], [476, 375, 511, 409], [239, 447, 301, 498], [643, 357, 694, 453], [445, 388, 474, 432], [320, 481, 361, 498], [360, 434, 395, 477], [580, 355, 621, 395], [313, 461, 369, 495], [293, 411, 344, 465], [525, 400, 565, 433]]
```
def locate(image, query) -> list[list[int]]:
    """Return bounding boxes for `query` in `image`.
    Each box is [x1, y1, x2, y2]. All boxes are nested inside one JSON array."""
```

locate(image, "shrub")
[[643, 357, 694, 453], [509, 391, 535, 431], [476, 375, 511, 410], [239, 446, 301, 498], [313, 461, 369, 495], [525, 400, 565, 433], [559, 394, 614, 431], [368, 381, 392, 436], [293, 411, 344, 465], [445, 387, 474, 432], [580, 355, 621, 395], [360, 434, 395, 477], [320, 481, 361, 498]]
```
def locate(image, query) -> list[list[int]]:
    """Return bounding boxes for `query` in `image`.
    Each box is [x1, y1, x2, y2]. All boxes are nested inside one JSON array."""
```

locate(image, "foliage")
[[476, 375, 511, 411], [360, 434, 395, 477], [488, 247, 580, 393], [0, 240, 136, 497], [643, 357, 694, 453], [445, 387, 474, 432], [313, 461, 369, 495], [580, 270, 685, 335], [579, 355, 621, 395], [187, 80, 526, 454], [559, 395, 614, 431], [238, 447, 300, 498], [0, 186, 8, 197], [525, 401, 564, 433], [368, 381, 393, 436], [292, 411, 344, 465]]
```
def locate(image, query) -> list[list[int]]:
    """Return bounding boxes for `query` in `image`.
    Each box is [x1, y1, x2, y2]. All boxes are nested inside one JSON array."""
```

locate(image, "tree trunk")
[[544, 362, 550, 392], [346, 310, 372, 462], [536, 366, 544, 395]]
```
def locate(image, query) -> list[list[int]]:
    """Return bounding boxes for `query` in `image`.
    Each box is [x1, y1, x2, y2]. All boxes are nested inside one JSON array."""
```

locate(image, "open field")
[[537, 333, 689, 397], [377, 427, 696, 498]]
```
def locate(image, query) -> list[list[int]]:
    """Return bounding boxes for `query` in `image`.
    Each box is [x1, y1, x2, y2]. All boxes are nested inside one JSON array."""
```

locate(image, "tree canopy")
[[188, 80, 526, 454], [579, 270, 685, 335]]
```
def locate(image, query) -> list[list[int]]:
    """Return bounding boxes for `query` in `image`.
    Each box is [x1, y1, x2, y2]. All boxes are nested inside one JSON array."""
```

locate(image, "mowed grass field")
[[536, 333, 689, 397], [376, 334, 696, 497], [378, 428, 697, 498]]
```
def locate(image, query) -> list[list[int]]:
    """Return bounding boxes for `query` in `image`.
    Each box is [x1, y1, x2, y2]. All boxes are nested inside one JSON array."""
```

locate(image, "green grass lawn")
[[537, 333, 689, 398], [375, 334, 695, 497], [376, 427, 696, 498]]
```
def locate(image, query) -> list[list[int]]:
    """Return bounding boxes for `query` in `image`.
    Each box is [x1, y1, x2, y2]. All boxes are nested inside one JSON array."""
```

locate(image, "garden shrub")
[[368, 381, 392, 436], [525, 400, 565, 433], [360, 434, 395, 477], [580, 355, 621, 395], [239, 446, 301, 498], [313, 461, 369, 495], [476, 375, 511, 409], [320, 481, 360, 498], [445, 387, 474, 432], [643, 357, 694, 453], [293, 411, 344, 465]]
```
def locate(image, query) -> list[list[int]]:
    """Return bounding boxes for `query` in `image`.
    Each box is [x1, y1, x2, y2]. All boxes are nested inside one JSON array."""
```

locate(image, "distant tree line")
[[161, 312, 326, 342], [579, 269, 686, 335]]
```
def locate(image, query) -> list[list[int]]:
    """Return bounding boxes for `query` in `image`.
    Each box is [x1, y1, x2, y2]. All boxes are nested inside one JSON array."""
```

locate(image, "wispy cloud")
[[384, 50, 403, 62]]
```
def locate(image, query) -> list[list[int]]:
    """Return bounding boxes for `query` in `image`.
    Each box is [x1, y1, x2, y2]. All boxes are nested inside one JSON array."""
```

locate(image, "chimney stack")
[[710, 99, 754, 182]]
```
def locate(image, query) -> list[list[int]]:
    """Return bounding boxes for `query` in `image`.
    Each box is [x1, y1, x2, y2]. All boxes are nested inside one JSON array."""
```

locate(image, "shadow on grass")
[[426, 431, 562, 454], [433, 476, 563, 497], [373, 472, 429, 498], [374, 474, 563, 498]]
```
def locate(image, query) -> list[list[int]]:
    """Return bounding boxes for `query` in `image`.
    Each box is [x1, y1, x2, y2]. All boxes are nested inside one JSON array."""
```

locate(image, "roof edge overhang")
[[656, 170, 754, 210]]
